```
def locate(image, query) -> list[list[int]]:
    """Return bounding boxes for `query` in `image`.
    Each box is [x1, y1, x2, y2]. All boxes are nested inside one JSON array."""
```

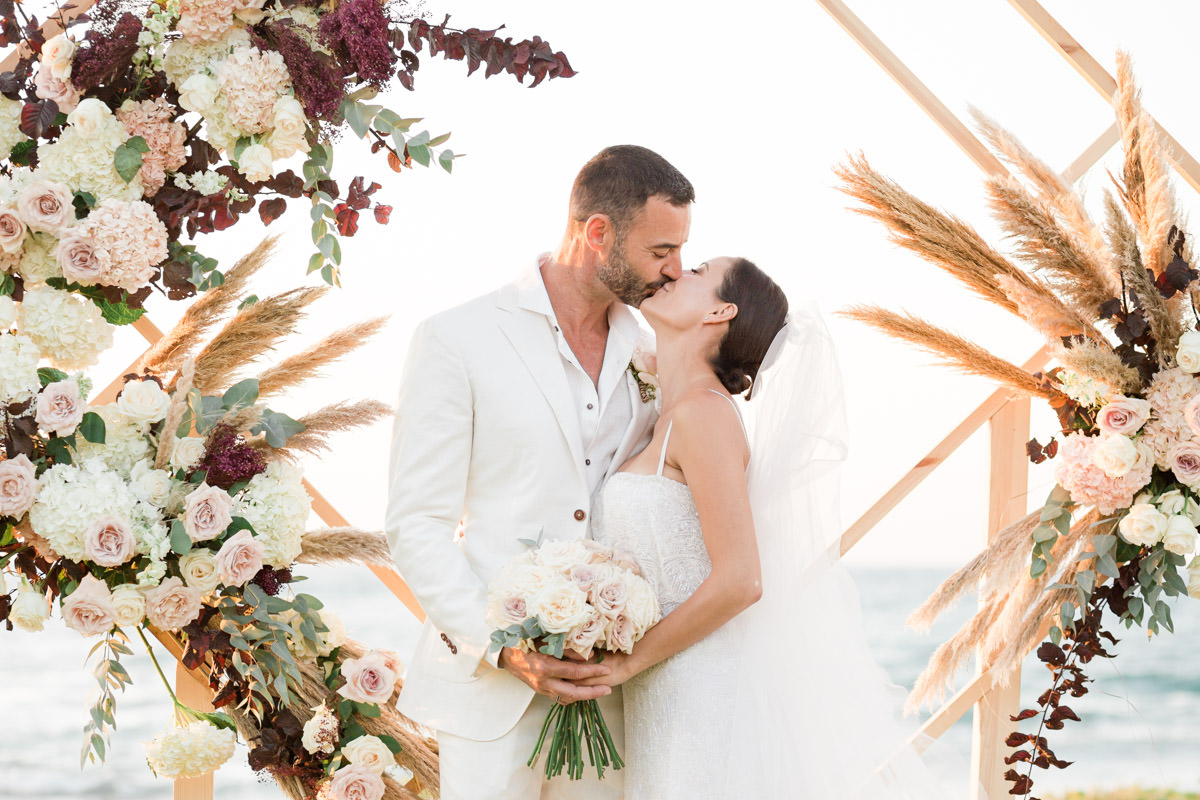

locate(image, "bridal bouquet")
[[487, 537, 660, 780]]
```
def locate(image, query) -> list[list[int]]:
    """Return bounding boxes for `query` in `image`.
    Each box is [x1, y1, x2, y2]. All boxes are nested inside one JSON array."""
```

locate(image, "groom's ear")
[[584, 213, 613, 253]]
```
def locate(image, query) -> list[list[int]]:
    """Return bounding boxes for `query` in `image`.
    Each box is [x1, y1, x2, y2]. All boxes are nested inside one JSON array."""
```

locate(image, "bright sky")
[[93, 0, 1200, 572]]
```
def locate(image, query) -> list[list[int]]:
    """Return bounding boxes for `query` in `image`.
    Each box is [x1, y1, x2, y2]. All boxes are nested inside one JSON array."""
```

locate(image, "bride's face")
[[641, 256, 737, 332]]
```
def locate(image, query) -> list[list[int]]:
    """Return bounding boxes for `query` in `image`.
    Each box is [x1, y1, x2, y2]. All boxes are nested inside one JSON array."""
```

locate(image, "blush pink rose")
[[214, 530, 264, 587], [1169, 441, 1200, 489], [183, 484, 234, 542], [565, 612, 606, 661], [83, 515, 136, 567], [62, 574, 116, 637], [0, 207, 27, 254], [33, 68, 80, 112], [590, 575, 630, 619], [1097, 396, 1152, 436], [337, 652, 397, 705], [567, 563, 604, 594], [604, 614, 636, 654], [1185, 395, 1200, 440], [36, 379, 85, 435], [56, 229, 103, 285], [144, 576, 203, 631], [328, 765, 385, 800], [0, 454, 37, 518], [17, 180, 74, 235]]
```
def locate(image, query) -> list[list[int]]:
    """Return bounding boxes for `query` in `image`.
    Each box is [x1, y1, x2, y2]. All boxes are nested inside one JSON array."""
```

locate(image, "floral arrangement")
[[487, 535, 660, 780], [836, 52, 1200, 797]]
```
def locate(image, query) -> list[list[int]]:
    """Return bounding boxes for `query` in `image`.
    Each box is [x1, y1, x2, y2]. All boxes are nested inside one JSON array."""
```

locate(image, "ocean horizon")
[[1, 564, 1197, 798]]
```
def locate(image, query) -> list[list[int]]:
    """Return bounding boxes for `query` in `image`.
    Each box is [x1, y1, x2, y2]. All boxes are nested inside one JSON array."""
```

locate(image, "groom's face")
[[597, 195, 691, 307]]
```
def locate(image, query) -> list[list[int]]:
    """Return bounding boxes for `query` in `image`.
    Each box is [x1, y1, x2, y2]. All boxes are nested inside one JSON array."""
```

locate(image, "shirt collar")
[[516, 254, 641, 356]]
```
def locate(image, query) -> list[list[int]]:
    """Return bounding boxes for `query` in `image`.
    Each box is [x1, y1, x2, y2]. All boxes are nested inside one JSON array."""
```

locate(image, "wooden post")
[[969, 396, 1031, 798], [173, 661, 216, 800]]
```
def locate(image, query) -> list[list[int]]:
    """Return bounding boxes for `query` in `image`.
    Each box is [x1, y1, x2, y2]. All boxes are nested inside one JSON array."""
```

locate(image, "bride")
[[578, 256, 952, 798]]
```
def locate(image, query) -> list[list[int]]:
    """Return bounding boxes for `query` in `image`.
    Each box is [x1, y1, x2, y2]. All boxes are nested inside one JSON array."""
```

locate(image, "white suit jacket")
[[386, 268, 658, 741]]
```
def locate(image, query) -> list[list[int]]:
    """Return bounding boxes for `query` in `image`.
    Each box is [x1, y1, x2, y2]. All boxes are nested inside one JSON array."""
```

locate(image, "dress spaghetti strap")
[[655, 421, 674, 477], [657, 391, 746, 477], [706, 388, 749, 444]]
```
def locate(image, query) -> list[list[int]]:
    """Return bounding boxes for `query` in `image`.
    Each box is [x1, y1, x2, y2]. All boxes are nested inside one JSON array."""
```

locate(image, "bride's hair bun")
[[710, 258, 788, 399]]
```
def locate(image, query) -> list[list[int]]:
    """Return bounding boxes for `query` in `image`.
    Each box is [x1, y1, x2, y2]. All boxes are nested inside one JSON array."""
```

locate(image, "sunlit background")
[[4, 1, 1200, 796]]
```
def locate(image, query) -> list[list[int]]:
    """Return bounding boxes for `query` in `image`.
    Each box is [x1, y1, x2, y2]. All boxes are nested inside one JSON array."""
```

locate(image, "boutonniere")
[[629, 345, 659, 403]]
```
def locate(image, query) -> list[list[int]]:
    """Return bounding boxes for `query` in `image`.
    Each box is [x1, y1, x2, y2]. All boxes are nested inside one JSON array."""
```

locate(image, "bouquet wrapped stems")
[[529, 698, 624, 781]]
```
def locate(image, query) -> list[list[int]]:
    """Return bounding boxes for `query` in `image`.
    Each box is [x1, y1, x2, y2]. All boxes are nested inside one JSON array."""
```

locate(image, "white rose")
[[501, 562, 556, 600], [1157, 489, 1189, 516], [623, 575, 660, 634], [340, 735, 395, 775], [177, 74, 218, 114], [10, 579, 50, 631], [527, 578, 591, 634], [41, 34, 77, 81], [535, 538, 590, 574], [1163, 515, 1199, 556], [237, 143, 273, 183], [1186, 497, 1200, 528], [1118, 503, 1168, 547], [66, 98, 111, 140], [110, 584, 146, 628], [301, 703, 339, 755], [178, 550, 221, 593], [267, 95, 309, 160], [1180, 330, 1200, 373], [316, 608, 346, 657], [1091, 434, 1140, 478], [131, 460, 173, 507], [170, 436, 207, 471], [117, 379, 171, 424]]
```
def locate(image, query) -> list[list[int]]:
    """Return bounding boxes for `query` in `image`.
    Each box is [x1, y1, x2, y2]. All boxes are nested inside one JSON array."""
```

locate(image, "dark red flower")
[[197, 424, 267, 489], [258, 22, 346, 122], [71, 13, 142, 93], [318, 0, 397, 87]]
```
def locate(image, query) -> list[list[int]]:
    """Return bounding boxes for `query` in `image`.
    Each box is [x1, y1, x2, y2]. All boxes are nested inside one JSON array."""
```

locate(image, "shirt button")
[[574, 509, 586, 521], [585, 459, 591, 466], [587, 403, 594, 410]]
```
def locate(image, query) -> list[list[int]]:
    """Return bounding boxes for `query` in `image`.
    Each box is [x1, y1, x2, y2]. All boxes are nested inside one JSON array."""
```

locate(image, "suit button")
[[574, 509, 586, 521], [440, 632, 458, 654]]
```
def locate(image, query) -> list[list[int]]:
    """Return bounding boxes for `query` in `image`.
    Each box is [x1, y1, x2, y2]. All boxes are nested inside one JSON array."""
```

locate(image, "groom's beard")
[[597, 231, 667, 307]]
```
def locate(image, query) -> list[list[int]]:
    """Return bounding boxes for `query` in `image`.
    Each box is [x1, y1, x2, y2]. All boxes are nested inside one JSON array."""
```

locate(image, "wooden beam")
[[1008, 0, 1200, 195], [813, 0, 1007, 176], [0, 0, 95, 71], [839, 344, 1050, 555], [174, 660, 216, 800], [910, 669, 996, 751], [1062, 122, 1119, 184]]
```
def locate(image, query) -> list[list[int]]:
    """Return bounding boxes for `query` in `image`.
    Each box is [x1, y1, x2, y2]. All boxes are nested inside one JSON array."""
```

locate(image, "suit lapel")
[[607, 368, 657, 481]]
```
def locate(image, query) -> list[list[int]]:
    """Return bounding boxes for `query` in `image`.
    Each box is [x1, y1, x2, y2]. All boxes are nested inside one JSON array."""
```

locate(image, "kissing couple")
[[386, 146, 951, 799]]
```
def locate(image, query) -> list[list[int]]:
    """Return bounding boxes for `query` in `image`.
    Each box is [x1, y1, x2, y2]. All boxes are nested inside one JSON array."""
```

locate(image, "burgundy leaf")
[[258, 197, 287, 226], [373, 204, 392, 224]]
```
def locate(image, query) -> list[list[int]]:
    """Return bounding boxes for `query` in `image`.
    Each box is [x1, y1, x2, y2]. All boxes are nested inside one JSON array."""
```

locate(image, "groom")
[[386, 145, 693, 799]]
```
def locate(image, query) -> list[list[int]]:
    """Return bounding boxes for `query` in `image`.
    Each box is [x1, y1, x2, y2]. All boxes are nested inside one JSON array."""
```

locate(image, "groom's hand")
[[498, 647, 612, 705]]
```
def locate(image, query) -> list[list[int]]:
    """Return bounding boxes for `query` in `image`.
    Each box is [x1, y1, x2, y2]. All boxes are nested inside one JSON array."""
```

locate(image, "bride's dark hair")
[[710, 258, 788, 398]]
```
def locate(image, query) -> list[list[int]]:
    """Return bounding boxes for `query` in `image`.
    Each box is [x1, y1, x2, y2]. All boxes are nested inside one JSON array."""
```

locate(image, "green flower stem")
[[137, 625, 201, 724]]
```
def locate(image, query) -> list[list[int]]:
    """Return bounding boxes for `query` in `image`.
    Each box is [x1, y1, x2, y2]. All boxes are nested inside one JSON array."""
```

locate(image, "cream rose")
[[110, 584, 147, 627], [17, 180, 74, 235], [328, 765, 385, 800], [1091, 434, 1141, 478], [1118, 503, 1168, 547], [536, 538, 590, 573], [179, 549, 221, 593], [528, 578, 592, 634], [1169, 441, 1200, 489], [340, 735, 395, 775], [10, 579, 49, 631], [301, 703, 339, 755], [623, 575, 660, 634], [36, 379, 85, 436], [237, 143, 273, 183], [316, 609, 347, 657], [183, 483, 233, 542], [171, 436, 207, 471], [177, 74, 218, 114], [144, 576, 203, 630], [0, 207, 26, 254], [117, 379, 171, 424], [1157, 489, 1189, 516], [83, 515, 136, 567], [41, 34, 77, 80], [66, 98, 110, 139], [0, 453, 37, 518], [131, 460, 173, 507], [589, 574, 630, 620], [62, 574, 116, 637], [57, 228, 103, 285], [1180, 331, 1200, 373], [487, 593, 527, 629], [267, 95, 309, 159], [337, 651, 397, 705], [1163, 515, 1199, 556], [214, 529, 264, 586]]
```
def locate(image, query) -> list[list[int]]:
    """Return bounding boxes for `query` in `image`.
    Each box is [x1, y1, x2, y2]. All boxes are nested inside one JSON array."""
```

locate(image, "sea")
[[0, 565, 1197, 799]]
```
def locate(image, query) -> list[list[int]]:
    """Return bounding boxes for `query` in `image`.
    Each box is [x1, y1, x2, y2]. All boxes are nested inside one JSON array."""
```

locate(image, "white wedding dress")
[[593, 332, 961, 798]]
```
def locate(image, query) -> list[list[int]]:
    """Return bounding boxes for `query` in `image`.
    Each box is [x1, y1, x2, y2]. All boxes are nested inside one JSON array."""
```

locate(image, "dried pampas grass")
[[837, 306, 1053, 399], [298, 527, 392, 567], [1105, 192, 1182, 364], [1051, 337, 1142, 395], [156, 358, 194, 469], [263, 400, 394, 458], [993, 274, 1104, 344], [257, 317, 388, 399]]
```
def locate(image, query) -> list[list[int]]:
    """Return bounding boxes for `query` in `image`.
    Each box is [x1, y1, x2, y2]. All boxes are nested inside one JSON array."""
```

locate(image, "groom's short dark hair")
[[570, 145, 694, 232]]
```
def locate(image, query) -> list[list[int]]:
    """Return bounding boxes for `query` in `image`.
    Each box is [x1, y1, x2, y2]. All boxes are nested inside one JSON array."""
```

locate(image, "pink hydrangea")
[[115, 98, 187, 196], [177, 0, 238, 42], [1141, 368, 1200, 469], [76, 199, 168, 292], [1054, 433, 1152, 514], [217, 46, 291, 135]]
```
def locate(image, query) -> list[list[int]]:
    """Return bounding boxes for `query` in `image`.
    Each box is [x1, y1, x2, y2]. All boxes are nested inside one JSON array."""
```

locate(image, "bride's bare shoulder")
[[668, 388, 747, 456]]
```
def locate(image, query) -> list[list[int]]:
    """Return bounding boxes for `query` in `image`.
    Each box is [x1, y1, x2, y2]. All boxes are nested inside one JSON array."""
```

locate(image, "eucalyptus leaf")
[[251, 409, 306, 448], [222, 378, 260, 411]]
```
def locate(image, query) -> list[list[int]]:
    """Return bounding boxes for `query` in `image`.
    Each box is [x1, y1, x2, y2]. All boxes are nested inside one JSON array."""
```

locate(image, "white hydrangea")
[[0, 168, 34, 207], [236, 460, 311, 568], [173, 169, 228, 196], [163, 27, 250, 90], [17, 231, 62, 284], [144, 720, 236, 778], [70, 403, 153, 477], [29, 458, 142, 561], [17, 286, 115, 369], [0, 97, 27, 158], [36, 108, 143, 202], [0, 332, 41, 403]]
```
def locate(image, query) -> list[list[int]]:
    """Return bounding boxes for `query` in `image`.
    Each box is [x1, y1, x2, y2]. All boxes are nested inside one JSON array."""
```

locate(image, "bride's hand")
[[573, 651, 636, 688], [498, 646, 613, 705]]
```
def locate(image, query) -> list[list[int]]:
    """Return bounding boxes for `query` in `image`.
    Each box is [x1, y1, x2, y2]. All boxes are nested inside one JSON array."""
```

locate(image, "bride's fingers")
[[541, 656, 610, 681], [545, 678, 611, 704]]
